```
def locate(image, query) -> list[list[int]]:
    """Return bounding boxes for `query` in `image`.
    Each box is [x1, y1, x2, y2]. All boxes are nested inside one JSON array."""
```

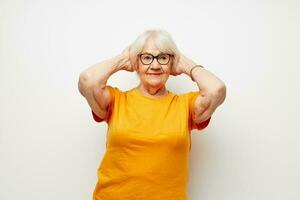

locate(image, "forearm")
[[79, 54, 126, 88], [184, 65, 225, 95]]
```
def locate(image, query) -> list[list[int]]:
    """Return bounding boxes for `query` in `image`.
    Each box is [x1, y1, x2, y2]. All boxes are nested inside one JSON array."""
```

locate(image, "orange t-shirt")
[[91, 86, 211, 200]]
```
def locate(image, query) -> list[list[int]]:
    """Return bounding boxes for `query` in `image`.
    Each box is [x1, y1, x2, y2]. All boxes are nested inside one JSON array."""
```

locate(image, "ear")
[[173, 54, 179, 68], [133, 64, 137, 72], [170, 58, 176, 72], [133, 61, 139, 72]]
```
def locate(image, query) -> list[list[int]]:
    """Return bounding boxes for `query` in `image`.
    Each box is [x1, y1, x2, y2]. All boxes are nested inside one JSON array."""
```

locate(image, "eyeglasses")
[[138, 53, 173, 65]]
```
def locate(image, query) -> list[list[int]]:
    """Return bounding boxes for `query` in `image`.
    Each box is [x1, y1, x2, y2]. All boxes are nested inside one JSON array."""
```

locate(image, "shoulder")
[[106, 86, 129, 98], [177, 91, 201, 102], [91, 86, 125, 123]]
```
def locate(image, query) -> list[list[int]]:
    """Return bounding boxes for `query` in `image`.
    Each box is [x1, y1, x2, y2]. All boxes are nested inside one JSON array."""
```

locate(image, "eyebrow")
[[141, 52, 167, 56]]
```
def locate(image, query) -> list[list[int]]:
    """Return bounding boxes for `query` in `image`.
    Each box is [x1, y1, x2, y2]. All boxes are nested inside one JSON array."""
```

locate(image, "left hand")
[[170, 52, 198, 76]]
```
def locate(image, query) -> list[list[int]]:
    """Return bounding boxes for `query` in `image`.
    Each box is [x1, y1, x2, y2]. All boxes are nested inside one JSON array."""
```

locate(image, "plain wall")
[[1, 0, 300, 199]]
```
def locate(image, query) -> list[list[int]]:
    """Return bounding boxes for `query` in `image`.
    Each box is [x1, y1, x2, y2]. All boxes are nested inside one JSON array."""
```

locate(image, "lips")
[[147, 73, 162, 75]]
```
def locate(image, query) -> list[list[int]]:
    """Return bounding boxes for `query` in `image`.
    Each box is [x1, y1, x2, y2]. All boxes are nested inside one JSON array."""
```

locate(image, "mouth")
[[147, 73, 163, 75]]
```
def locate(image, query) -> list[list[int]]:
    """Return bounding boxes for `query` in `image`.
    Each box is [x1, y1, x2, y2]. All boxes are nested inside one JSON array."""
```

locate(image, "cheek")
[[164, 65, 172, 74]]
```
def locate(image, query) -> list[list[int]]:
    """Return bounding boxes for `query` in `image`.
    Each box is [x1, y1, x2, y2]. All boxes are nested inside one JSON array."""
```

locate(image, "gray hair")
[[129, 29, 180, 71]]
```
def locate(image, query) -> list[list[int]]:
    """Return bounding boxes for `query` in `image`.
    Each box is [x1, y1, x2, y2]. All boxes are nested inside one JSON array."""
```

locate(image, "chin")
[[142, 75, 168, 86], [146, 80, 166, 87]]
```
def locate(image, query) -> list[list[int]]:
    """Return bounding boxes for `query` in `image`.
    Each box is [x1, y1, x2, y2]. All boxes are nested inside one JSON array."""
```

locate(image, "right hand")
[[120, 46, 134, 72]]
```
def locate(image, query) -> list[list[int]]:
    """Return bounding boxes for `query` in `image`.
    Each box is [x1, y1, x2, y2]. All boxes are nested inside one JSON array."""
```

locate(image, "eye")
[[141, 54, 153, 61], [158, 54, 169, 60]]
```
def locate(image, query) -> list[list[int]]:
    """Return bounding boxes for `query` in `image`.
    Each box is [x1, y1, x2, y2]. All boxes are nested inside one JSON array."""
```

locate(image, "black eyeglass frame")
[[138, 53, 174, 65]]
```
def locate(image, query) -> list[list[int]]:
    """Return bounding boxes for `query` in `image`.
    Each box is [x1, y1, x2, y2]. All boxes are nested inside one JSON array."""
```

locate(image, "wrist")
[[113, 54, 127, 71], [183, 63, 197, 75], [183, 65, 194, 76], [189, 65, 205, 81]]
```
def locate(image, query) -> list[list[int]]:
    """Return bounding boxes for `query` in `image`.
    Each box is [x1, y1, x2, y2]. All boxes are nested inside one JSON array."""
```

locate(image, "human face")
[[136, 39, 173, 88]]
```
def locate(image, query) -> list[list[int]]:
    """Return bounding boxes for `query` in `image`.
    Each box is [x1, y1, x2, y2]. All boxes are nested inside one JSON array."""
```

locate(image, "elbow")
[[78, 73, 92, 97], [79, 72, 90, 83], [79, 72, 97, 86], [217, 83, 226, 95], [215, 83, 226, 105]]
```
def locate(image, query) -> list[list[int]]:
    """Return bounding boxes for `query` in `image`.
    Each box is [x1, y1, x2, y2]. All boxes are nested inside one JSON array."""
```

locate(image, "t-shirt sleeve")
[[188, 91, 212, 131], [91, 86, 119, 123]]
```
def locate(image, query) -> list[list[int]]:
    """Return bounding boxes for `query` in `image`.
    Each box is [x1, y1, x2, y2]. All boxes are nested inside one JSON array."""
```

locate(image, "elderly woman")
[[78, 29, 226, 200]]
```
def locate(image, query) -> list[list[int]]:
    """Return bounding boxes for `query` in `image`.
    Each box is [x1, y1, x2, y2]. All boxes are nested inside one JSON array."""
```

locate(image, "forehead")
[[141, 39, 162, 55]]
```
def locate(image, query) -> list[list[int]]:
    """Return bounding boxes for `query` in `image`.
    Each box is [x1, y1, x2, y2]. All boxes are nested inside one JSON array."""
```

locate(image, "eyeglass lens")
[[140, 54, 170, 65]]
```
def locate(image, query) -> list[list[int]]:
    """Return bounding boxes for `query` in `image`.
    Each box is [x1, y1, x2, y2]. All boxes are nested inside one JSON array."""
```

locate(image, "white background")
[[1, 0, 300, 199]]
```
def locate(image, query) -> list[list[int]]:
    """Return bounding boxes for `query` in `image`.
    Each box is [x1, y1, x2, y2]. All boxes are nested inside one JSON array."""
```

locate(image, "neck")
[[137, 83, 168, 97]]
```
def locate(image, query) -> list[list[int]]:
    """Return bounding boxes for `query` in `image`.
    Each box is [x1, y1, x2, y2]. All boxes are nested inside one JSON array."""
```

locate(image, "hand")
[[120, 46, 134, 72], [170, 52, 197, 76]]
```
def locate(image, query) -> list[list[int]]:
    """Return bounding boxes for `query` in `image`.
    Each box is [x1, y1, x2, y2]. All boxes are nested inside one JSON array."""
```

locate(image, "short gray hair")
[[129, 29, 180, 71]]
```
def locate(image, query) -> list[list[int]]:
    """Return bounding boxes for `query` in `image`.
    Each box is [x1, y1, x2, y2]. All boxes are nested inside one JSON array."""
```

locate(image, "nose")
[[150, 58, 162, 70]]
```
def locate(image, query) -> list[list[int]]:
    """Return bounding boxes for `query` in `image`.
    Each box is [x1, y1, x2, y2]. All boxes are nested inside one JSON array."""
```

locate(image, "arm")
[[174, 52, 226, 124], [188, 66, 226, 123], [78, 46, 133, 120]]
